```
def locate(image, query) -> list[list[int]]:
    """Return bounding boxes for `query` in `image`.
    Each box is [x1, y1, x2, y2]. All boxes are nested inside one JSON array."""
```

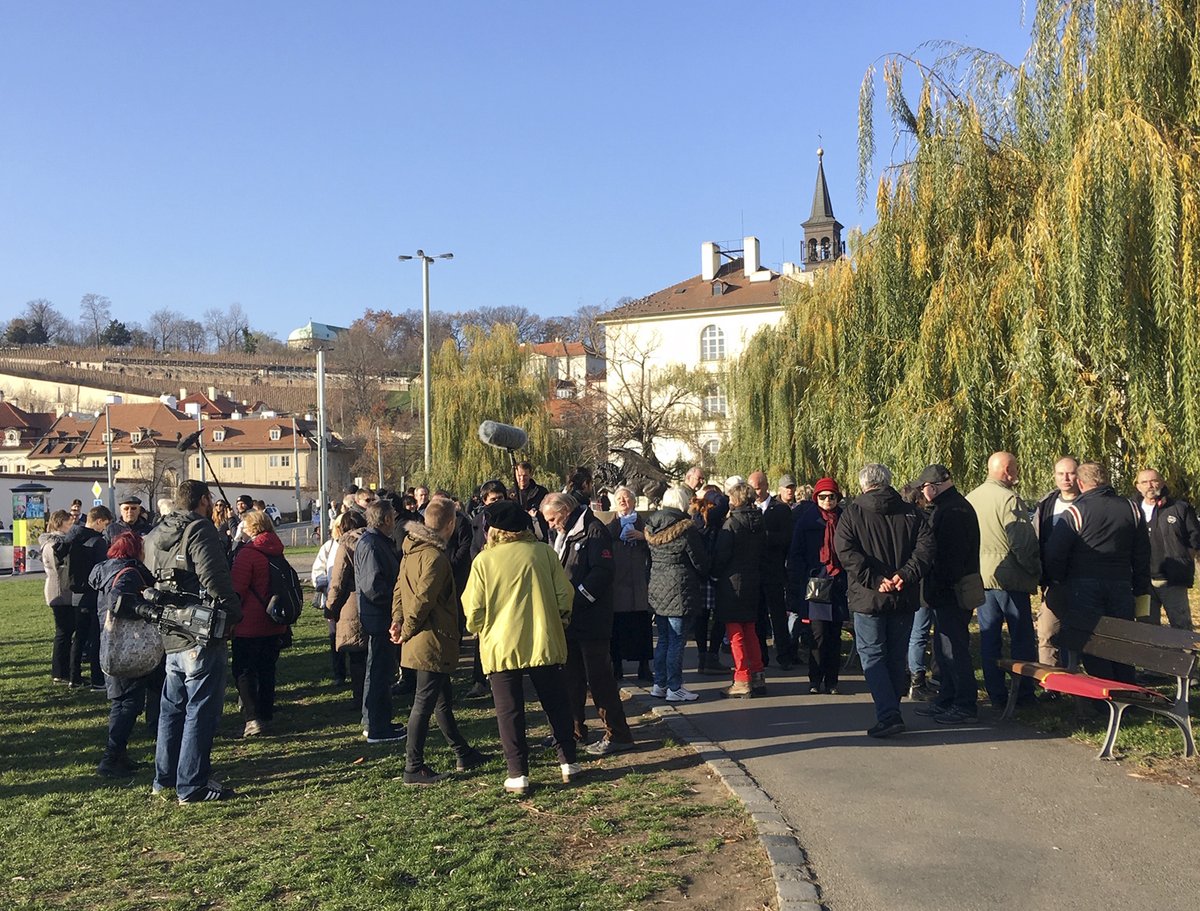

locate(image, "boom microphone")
[[177, 430, 203, 452], [478, 421, 528, 451]]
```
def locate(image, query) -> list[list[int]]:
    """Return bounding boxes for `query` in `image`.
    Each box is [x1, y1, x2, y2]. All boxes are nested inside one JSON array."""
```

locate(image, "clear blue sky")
[[0, 1, 1033, 341]]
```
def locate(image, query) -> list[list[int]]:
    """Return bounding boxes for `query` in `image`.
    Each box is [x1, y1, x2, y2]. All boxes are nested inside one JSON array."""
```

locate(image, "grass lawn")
[[0, 578, 769, 911]]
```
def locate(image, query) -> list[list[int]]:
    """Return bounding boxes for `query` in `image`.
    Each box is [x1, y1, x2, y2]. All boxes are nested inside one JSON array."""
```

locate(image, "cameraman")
[[145, 480, 242, 804]]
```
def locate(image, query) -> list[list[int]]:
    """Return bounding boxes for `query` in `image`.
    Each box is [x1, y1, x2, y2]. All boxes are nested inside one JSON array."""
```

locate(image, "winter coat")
[[231, 531, 290, 639], [786, 501, 848, 622], [606, 513, 650, 614], [965, 479, 1040, 593], [1033, 490, 1077, 586], [759, 496, 794, 590], [39, 531, 72, 607], [1043, 485, 1151, 593], [88, 556, 160, 689], [310, 538, 337, 614], [104, 515, 153, 544], [353, 527, 400, 635], [555, 506, 615, 641], [713, 504, 767, 623], [833, 486, 935, 615], [1130, 492, 1200, 587], [327, 527, 366, 652], [63, 523, 109, 607], [393, 521, 460, 674], [922, 486, 981, 611], [463, 536, 573, 674], [144, 510, 242, 652], [448, 512, 473, 602], [644, 508, 708, 618]]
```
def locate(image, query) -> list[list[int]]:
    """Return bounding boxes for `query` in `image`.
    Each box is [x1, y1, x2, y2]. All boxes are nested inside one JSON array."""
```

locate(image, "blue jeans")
[[154, 640, 229, 799], [105, 674, 147, 757], [653, 615, 688, 691], [362, 631, 396, 736], [978, 590, 1036, 703], [907, 605, 933, 674], [853, 612, 914, 725]]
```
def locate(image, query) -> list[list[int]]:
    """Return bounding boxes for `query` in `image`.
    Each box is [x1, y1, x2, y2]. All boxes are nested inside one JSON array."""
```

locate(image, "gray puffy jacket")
[[645, 508, 709, 618]]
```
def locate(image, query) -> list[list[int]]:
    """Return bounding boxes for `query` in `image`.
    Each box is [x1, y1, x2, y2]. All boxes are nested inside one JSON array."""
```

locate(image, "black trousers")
[[345, 649, 367, 710], [51, 604, 75, 680], [231, 636, 281, 723], [758, 581, 792, 662], [932, 606, 977, 711], [405, 670, 469, 772], [808, 618, 841, 690], [71, 605, 102, 685], [565, 637, 633, 744], [489, 665, 577, 777]]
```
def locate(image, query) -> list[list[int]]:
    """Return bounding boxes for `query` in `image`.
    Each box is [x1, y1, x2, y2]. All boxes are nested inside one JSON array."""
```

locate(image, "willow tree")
[[725, 0, 1200, 497], [423, 323, 573, 496]]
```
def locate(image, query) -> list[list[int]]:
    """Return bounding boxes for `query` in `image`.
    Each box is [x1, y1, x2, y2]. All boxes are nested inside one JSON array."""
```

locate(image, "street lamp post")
[[397, 249, 453, 472]]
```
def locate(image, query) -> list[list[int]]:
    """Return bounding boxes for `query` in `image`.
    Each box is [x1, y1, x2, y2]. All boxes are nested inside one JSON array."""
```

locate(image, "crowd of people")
[[37, 452, 1197, 800]]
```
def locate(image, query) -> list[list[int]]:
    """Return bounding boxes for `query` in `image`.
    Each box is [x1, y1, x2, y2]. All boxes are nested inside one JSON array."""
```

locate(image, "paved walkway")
[[659, 649, 1199, 911]]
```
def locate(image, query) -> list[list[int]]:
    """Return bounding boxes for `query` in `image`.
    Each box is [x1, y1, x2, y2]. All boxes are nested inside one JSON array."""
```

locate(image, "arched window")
[[820, 237, 831, 260], [700, 325, 725, 362]]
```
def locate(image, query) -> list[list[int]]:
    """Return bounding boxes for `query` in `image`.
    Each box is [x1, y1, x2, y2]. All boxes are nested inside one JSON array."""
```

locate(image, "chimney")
[[743, 236, 760, 277], [160, 394, 178, 410], [208, 386, 217, 400], [105, 394, 123, 405], [179, 387, 187, 399], [0, 390, 5, 403], [701, 242, 720, 281]]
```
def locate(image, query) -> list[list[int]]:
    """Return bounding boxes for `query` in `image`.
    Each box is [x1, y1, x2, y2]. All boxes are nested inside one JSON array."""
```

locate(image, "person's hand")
[[389, 621, 404, 645], [889, 573, 905, 591], [625, 528, 645, 542]]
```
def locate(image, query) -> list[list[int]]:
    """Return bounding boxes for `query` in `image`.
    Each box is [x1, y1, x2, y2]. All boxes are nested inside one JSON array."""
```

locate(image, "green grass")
[[0, 578, 743, 911]]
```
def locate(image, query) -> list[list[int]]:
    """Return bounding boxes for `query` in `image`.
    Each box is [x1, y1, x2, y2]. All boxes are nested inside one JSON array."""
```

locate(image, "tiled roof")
[[526, 341, 589, 358], [0, 401, 55, 445], [177, 391, 243, 418], [597, 258, 781, 322]]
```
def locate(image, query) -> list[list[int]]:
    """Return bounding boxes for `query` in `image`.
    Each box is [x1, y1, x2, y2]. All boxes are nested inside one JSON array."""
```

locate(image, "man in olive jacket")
[[541, 492, 634, 754], [834, 463, 934, 737], [965, 451, 1040, 708]]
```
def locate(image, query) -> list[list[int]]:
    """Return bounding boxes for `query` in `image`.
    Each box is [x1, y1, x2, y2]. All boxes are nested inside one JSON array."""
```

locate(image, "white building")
[[598, 151, 844, 467]]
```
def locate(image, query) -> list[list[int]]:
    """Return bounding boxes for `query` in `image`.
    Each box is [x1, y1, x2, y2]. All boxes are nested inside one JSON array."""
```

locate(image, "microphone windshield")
[[176, 429, 203, 452], [478, 421, 528, 451]]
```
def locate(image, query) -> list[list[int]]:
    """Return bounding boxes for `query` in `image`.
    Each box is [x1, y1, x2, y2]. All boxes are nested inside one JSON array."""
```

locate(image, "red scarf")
[[818, 507, 841, 577]]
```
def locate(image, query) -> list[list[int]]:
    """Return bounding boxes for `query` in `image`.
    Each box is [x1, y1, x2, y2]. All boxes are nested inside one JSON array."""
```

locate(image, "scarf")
[[618, 511, 638, 543], [818, 507, 842, 577]]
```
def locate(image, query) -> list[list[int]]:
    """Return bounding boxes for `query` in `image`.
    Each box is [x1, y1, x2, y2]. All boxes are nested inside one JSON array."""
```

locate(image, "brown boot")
[[723, 679, 753, 699], [750, 671, 767, 696]]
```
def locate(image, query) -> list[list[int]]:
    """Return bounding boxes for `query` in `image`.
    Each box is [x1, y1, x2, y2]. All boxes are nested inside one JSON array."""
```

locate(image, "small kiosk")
[[11, 480, 52, 575]]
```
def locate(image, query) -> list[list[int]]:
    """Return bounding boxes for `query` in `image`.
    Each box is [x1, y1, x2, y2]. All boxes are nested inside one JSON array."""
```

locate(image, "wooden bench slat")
[[1055, 629, 1197, 677], [1064, 615, 1200, 652]]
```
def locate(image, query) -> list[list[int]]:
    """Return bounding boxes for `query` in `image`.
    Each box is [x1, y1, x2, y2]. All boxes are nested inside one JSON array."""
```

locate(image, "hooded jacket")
[[834, 486, 935, 615], [645, 507, 708, 617], [327, 527, 367, 652], [713, 504, 767, 623], [231, 530, 290, 639], [463, 536, 573, 674], [554, 506, 615, 641], [394, 521, 460, 674], [39, 531, 72, 608], [144, 510, 241, 652]]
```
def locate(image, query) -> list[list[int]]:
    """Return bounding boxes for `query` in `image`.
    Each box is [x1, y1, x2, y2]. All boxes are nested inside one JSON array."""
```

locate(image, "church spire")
[[801, 147, 844, 269]]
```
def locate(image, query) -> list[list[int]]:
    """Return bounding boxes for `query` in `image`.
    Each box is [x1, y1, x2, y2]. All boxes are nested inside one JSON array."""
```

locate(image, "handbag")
[[953, 572, 986, 612], [805, 574, 834, 604], [99, 567, 165, 678]]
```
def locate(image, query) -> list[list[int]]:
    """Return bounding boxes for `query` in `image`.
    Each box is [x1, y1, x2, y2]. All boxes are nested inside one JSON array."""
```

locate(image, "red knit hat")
[[812, 477, 841, 501]]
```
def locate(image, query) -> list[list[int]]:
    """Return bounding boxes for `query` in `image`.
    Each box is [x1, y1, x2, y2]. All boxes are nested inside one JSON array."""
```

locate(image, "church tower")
[[801, 147, 844, 269]]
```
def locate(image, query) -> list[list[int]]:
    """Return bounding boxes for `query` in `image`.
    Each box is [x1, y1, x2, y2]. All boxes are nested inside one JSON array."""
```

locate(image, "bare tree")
[[24, 298, 69, 343], [202, 303, 250, 352], [79, 293, 112, 347], [177, 319, 207, 353], [146, 308, 182, 351]]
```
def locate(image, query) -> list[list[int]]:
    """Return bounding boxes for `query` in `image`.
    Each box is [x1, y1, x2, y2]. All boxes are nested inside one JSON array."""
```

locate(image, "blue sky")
[[0, 2, 1033, 340]]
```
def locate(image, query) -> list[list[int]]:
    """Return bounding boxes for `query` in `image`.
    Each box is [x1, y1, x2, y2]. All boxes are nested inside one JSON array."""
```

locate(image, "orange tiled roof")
[[597, 257, 780, 321]]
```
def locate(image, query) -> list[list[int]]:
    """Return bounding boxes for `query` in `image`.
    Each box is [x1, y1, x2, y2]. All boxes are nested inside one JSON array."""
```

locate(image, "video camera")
[[112, 577, 229, 647]]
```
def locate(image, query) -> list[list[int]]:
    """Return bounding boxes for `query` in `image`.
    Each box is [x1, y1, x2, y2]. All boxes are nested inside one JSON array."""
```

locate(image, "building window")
[[700, 325, 725, 362], [0, 463, 6, 472], [132, 459, 141, 470], [212, 430, 225, 443], [4, 430, 18, 447], [281, 454, 290, 467], [703, 384, 727, 417], [91, 459, 101, 468], [702, 439, 721, 459], [112, 459, 121, 471], [130, 432, 142, 444], [195, 457, 202, 470], [269, 427, 281, 441], [270, 454, 290, 468], [101, 432, 114, 443], [221, 456, 243, 468]]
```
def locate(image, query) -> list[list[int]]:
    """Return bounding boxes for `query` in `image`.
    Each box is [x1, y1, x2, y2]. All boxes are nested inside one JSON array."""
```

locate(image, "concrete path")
[[660, 649, 1199, 911]]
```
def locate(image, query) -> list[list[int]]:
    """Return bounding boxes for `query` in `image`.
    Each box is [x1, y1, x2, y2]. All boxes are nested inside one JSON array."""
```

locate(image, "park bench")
[[998, 615, 1199, 760]]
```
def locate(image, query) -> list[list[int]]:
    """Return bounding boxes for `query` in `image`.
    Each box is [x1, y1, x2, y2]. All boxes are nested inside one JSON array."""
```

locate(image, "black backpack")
[[263, 553, 304, 625]]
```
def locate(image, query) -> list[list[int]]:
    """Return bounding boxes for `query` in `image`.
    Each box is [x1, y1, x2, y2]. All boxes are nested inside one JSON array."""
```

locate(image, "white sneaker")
[[560, 763, 582, 783], [649, 684, 668, 698], [666, 687, 699, 702], [504, 775, 529, 795]]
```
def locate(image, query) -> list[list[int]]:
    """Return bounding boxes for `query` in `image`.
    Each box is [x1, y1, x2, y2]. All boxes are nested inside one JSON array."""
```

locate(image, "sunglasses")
[[817, 493, 839, 501]]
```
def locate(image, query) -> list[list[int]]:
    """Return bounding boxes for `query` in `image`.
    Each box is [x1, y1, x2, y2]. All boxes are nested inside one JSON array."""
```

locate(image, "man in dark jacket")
[[541, 492, 634, 754], [910, 465, 982, 724], [749, 470, 796, 668], [1032, 456, 1080, 666], [63, 506, 113, 688], [834, 463, 935, 737], [104, 495, 153, 543], [145, 480, 242, 803], [354, 499, 405, 743], [1131, 468, 1200, 631], [1044, 461, 1151, 682]]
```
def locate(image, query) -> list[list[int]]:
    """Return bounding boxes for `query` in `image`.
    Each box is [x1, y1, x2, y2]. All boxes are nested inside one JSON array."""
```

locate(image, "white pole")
[[197, 409, 205, 482], [422, 255, 432, 473], [104, 404, 115, 514], [293, 415, 302, 524], [316, 348, 329, 543], [376, 425, 383, 489]]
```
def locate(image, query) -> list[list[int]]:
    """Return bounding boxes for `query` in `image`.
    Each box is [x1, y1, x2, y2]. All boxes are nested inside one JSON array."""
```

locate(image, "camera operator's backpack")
[[263, 554, 304, 625]]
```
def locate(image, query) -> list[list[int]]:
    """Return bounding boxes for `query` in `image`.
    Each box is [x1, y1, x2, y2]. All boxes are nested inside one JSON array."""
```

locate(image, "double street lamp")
[[397, 250, 453, 472]]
